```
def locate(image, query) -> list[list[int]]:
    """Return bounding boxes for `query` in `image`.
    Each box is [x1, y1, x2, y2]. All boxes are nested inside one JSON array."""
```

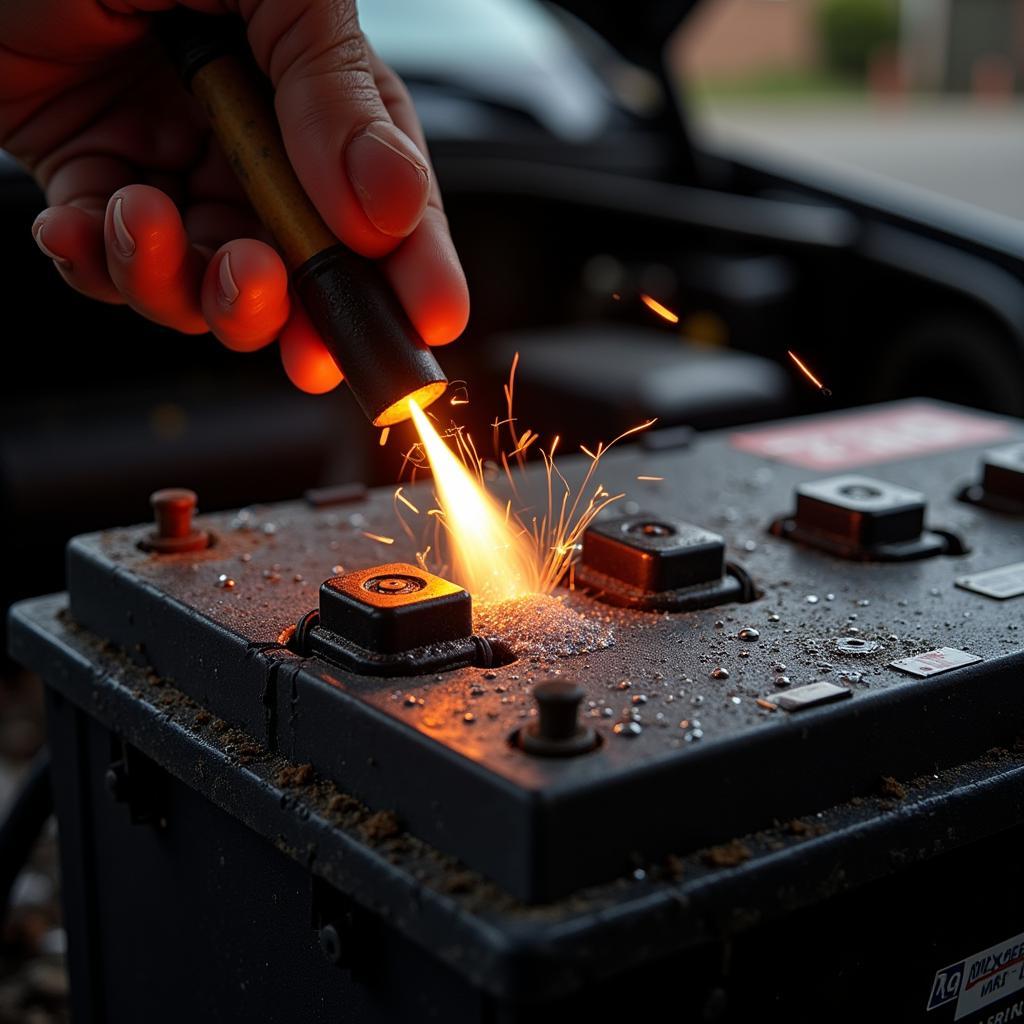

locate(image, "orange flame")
[[640, 294, 679, 324], [409, 401, 535, 600], [400, 358, 655, 599]]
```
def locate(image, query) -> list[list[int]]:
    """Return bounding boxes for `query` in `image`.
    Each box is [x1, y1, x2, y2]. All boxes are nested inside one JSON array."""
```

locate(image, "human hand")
[[0, 0, 469, 393]]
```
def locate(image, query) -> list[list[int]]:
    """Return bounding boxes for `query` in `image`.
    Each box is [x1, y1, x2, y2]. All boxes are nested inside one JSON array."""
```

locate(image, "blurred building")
[[904, 0, 1024, 94], [675, 0, 821, 80], [678, 0, 1024, 97]]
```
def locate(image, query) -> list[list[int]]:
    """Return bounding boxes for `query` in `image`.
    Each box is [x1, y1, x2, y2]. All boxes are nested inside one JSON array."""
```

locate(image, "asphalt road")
[[697, 99, 1024, 223]]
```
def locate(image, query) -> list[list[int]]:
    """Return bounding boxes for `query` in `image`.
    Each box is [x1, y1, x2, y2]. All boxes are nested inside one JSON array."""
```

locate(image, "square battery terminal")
[[960, 442, 1024, 513], [576, 512, 755, 610], [772, 474, 963, 560], [293, 564, 485, 675], [319, 564, 471, 653]]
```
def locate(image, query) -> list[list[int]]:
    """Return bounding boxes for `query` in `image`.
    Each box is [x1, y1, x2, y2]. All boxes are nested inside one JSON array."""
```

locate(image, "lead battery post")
[[575, 511, 757, 611]]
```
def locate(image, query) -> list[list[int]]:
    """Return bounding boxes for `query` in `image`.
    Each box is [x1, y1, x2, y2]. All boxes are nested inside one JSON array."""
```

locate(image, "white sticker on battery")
[[773, 681, 851, 711], [956, 561, 1024, 600], [891, 647, 982, 679], [925, 928, 1024, 1019]]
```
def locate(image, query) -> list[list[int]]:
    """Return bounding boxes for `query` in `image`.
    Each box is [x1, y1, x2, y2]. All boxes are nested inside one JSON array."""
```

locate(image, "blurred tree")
[[819, 0, 900, 77]]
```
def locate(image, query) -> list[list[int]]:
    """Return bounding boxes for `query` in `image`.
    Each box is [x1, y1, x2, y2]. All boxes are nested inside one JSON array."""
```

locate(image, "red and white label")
[[891, 647, 982, 679], [732, 403, 1012, 470]]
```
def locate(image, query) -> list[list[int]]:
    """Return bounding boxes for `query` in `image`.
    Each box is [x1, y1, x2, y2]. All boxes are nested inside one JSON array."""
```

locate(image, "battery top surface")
[[50, 399, 1024, 900]]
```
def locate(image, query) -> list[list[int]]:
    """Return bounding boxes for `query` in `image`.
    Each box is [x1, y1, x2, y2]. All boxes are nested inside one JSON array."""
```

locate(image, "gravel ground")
[[0, 666, 68, 1024]]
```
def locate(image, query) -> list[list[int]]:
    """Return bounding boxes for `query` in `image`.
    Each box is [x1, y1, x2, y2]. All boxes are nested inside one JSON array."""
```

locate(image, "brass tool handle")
[[190, 55, 336, 270], [158, 11, 447, 426]]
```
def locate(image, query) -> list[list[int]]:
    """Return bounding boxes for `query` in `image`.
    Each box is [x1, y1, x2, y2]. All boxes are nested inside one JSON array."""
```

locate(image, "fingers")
[[365, 45, 441, 212], [103, 184, 208, 334], [245, 0, 430, 259], [384, 207, 469, 346], [201, 241, 291, 353], [33, 189, 291, 355], [279, 304, 344, 394], [32, 204, 122, 303]]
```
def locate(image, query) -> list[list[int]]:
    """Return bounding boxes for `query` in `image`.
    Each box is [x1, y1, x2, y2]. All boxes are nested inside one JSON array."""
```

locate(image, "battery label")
[[956, 563, 1024, 600], [731, 403, 1012, 470], [891, 647, 982, 678], [927, 929, 1024, 1020]]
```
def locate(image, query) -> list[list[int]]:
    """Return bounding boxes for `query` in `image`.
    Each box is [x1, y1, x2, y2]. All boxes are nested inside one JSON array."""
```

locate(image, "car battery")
[[8, 398, 1024, 1024]]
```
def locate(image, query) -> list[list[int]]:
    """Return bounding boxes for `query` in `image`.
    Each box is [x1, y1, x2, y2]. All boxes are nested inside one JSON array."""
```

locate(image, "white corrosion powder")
[[473, 593, 614, 658]]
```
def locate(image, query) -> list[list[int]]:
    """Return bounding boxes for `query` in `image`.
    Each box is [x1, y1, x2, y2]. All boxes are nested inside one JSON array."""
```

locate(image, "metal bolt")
[[363, 574, 426, 595], [629, 521, 674, 538], [153, 488, 196, 538], [535, 681, 584, 740], [141, 488, 210, 553], [516, 681, 599, 757], [838, 483, 883, 501]]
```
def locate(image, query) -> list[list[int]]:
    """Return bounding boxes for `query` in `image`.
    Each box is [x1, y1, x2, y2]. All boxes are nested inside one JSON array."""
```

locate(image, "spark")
[[637, 475, 664, 481], [379, 426, 390, 447], [449, 381, 470, 406], [362, 531, 394, 545], [398, 357, 656, 599], [393, 487, 419, 514], [640, 294, 679, 324], [787, 350, 831, 395], [510, 431, 539, 458]]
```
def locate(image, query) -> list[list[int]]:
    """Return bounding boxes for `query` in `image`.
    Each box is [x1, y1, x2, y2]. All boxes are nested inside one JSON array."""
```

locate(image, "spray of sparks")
[[787, 350, 832, 396], [396, 355, 655, 600]]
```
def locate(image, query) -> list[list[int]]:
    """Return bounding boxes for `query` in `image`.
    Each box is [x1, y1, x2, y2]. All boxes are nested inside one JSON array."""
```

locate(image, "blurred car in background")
[[2, 0, 1023, 622]]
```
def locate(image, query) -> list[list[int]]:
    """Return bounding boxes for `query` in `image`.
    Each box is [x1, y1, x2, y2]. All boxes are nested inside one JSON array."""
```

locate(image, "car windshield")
[[359, 0, 616, 140]]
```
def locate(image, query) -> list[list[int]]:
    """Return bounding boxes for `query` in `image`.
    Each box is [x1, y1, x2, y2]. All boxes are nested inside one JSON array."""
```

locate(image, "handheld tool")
[[160, 11, 448, 427]]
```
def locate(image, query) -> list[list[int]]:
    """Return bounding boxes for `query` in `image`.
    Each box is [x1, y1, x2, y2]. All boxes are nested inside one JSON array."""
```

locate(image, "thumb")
[[242, 0, 430, 259]]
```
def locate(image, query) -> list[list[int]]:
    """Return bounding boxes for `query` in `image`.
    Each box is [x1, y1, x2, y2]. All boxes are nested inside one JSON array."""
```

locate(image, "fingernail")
[[217, 251, 239, 306], [32, 220, 71, 269], [110, 195, 135, 258], [345, 121, 429, 237]]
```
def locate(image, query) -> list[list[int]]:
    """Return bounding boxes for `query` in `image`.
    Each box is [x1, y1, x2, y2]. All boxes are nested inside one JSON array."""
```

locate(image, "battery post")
[[575, 512, 757, 610]]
